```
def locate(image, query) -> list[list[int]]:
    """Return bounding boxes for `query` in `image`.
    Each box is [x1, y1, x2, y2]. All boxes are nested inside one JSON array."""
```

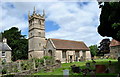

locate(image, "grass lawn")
[[33, 59, 119, 76]]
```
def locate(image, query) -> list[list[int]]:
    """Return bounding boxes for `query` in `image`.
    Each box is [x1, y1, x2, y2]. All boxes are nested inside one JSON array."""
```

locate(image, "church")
[[28, 8, 91, 63]]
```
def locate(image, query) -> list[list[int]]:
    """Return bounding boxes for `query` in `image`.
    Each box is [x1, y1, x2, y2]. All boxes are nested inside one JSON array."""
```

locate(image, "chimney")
[[3, 38, 7, 43]]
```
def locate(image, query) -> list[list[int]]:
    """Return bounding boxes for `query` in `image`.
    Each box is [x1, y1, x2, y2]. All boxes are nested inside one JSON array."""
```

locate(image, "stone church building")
[[110, 39, 120, 59], [28, 8, 91, 63]]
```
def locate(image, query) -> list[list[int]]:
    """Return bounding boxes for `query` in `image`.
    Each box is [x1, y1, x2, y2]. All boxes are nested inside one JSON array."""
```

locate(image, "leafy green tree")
[[98, 38, 110, 54], [2, 27, 28, 61], [89, 45, 98, 57], [98, 2, 120, 41]]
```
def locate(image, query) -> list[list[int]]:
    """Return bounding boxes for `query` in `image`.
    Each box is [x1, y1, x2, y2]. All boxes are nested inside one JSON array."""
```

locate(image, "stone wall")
[[110, 45, 120, 59], [85, 51, 91, 60], [28, 51, 44, 59], [45, 39, 56, 57], [55, 50, 91, 63], [0, 51, 11, 63], [1, 59, 61, 75], [56, 50, 62, 62]]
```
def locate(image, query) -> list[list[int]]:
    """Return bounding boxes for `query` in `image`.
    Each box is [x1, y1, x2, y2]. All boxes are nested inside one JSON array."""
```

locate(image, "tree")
[[98, 2, 120, 41], [98, 38, 110, 54], [2, 27, 28, 61], [89, 45, 98, 57]]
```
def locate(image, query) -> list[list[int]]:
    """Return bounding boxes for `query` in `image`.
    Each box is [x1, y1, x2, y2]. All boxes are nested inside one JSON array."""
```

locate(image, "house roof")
[[0, 42, 12, 51], [110, 39, 120, 47], [50, 38, 89, 50]]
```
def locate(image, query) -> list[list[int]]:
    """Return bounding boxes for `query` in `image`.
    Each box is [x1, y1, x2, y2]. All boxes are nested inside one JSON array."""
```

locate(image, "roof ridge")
[[50, 38, 83, 43]]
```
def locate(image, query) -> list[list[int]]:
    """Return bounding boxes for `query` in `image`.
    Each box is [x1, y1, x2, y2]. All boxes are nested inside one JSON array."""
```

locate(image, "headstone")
[[109, 61, 112, 65], [63, 69, 69, 77], [44, 59, 46, 67], [33, 60, 36, 69], [117, 73, 120, 77], [86, 63, 90, 68], [18, 61, 21, 71], [71, 65, 81, 73], [90, 70, 96, 77], [95, 65, 106, 73]]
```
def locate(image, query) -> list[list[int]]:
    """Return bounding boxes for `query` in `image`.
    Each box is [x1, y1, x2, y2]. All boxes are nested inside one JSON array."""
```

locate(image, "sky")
[[0, 0, 110, 46]]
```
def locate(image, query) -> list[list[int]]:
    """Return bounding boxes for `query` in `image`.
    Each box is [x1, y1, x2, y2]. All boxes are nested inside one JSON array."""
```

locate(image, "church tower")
[[28, 7, 46, 59]]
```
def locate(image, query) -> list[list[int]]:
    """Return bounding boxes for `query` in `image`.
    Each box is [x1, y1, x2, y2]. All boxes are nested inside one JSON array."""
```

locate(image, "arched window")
[[39, 43, 41, 46], [39, 20, 41, 25], [30, 54, 32, 58], [31, 33, 32, 37], [48, 50, 52, 56]]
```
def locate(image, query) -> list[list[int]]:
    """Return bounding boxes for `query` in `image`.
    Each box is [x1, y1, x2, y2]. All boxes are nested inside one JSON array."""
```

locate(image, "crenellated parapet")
[[28, 7, 45, 21]]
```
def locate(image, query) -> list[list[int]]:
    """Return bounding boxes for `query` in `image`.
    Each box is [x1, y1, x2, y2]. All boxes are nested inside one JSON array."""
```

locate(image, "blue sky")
[[0, 1, 108, 46]]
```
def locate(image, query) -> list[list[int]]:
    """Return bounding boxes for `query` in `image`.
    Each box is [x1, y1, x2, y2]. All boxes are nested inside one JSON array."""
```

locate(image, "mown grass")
[[33, 59, 119, 75]]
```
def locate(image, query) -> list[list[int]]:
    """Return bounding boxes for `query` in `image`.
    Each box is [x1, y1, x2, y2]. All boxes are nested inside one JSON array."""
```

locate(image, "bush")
[[118, 57, 120, 63], [39, 58, 44, 63], [2, 68, 7, 74], [43, 56, 52, 60]]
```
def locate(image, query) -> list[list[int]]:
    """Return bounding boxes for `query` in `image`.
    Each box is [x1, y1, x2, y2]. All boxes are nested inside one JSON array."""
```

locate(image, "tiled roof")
[[50, 38, 89, 50], [0, 42, 12, 51], [110, 39, 120, 47]]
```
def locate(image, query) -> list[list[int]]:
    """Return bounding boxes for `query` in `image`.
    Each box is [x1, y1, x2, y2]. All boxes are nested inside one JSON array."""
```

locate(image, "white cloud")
[[0, 1, 108, 46], [45, 2, 103, 46]]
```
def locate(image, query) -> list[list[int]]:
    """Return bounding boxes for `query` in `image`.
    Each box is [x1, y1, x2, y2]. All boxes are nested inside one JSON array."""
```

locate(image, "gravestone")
[[71, 65, 81, 73], [18, 61, 21, 71], [90, 70, 96, 77], [44, 59, 46, 67], [95, 65, 106, 73], [63, 69, 69, 77], [109, 60, 112, 65], [86, 63, 90, 68]]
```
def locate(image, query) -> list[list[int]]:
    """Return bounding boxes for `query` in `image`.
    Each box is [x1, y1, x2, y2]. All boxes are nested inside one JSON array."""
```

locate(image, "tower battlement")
[[28, 7, 45, 21]]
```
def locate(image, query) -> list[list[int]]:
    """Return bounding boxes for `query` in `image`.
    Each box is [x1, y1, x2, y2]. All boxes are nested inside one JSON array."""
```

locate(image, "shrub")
[[2, 68, 7, 74], [43, 56, 52, 60], [118, 57, 120, 63], [39, 58, 44, 63]]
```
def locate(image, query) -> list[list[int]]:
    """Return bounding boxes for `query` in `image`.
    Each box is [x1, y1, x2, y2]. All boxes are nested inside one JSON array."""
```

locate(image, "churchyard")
[[34, 59, 120, 76], [1, 57, 120, 76], [0, 56, 61, 76]]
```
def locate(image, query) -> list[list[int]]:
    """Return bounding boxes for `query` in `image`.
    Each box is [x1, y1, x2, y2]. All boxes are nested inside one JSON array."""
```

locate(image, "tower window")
[[31, 33, 32, 36], [39, 43, 41, 46], [39, 20, 41, 25], [30, 54, 32, 58], [38, 32, 41, 37]]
